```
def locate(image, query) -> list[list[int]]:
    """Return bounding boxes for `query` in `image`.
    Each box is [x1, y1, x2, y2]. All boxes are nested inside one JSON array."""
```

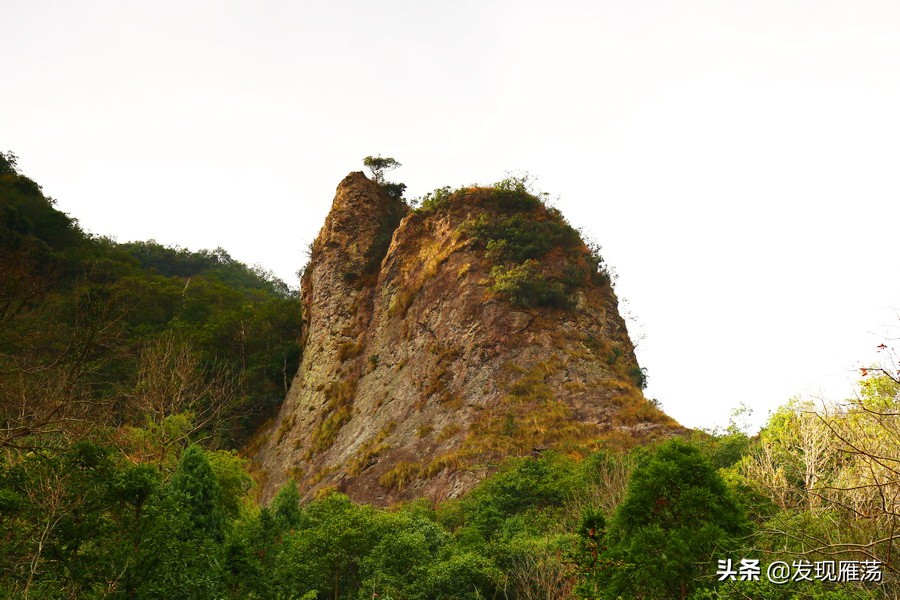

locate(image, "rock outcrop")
[[253, 172, 678, 505]]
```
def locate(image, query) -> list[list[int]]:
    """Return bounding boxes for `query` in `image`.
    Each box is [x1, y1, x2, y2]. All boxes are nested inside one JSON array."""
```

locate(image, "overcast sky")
[[4, 1, 900, 431]]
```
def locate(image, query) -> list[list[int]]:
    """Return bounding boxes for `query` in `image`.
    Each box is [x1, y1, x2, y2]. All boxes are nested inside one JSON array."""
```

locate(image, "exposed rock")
[[252, 172, 680, 505]]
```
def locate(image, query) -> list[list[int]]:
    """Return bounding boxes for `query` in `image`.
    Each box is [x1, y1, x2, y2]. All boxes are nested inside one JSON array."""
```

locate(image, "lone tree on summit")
[[363, 155, 400, 184]]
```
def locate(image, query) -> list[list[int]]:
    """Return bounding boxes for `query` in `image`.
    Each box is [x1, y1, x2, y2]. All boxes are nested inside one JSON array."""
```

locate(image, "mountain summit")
[[253, 172, 677, 504]]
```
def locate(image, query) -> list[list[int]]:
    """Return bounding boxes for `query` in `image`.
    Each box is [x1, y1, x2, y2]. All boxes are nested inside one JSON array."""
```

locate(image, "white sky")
[[4, 1, 900, 432]]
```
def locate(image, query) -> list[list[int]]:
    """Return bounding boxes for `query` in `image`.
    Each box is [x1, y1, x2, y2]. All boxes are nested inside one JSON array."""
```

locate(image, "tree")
[[363, 155, 401, 184], [599, 439, 748, 599], [271, 480, 302, 532], [169, 445, 226, 542], [0, 151, 17, 175], [271, 493, 389, 599], [741, 373, 900, 581], [126, 333, 241, 463]]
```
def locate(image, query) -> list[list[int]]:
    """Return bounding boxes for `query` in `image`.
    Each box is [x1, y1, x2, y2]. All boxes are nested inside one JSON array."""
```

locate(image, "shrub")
[[489, 174, 545, 212], [484, 188, 543, 213], [599, 439, 749, 599], [470, 213, 582, 263], [416, 186, 454, 213], [447, 453, 580, 540], [629, 366, 649, 390], [490, 262, 571, 309], [413, 177, 610, 310], [381, 181, 406, 199]]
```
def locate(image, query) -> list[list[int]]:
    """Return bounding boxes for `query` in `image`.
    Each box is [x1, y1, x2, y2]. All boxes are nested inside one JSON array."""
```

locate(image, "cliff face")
[[253, 172, 677, 505]]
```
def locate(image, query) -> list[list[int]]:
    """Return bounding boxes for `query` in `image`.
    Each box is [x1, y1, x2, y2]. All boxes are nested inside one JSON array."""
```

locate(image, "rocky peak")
[[252, 173, 679, 505]]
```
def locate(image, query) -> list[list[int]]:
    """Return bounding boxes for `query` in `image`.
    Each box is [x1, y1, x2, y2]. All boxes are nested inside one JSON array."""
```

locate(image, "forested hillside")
[[0, 150, 302, 450], [1, 151, 897, 598]]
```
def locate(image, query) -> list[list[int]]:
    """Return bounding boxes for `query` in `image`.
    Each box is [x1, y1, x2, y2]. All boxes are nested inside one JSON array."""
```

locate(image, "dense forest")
[[0, 150, 302, 451], [2, 151, 898, 598]]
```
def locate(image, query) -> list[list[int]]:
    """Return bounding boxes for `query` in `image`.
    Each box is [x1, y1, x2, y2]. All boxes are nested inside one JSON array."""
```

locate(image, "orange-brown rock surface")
[[253, 172, 678, 505]]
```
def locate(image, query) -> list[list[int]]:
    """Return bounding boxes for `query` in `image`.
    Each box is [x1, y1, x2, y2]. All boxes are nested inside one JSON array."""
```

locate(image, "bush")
[[489, 174, 545, 212], [412, 177, 610, 309], [600, 439, 749, 599], [445, 454, 580, 540], [471, 213, 581, 263], [629, 366, 649, 390], [490, 261, 571, 309], [0, 151, 18, 175], [416, 186, 454, 213], [381, 181, 406, 199]]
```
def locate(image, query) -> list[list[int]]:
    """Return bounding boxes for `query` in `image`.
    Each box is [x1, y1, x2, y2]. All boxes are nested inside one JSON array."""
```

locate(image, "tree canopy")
[[599, 439, 748, 599], [362, 155, 400, 184]]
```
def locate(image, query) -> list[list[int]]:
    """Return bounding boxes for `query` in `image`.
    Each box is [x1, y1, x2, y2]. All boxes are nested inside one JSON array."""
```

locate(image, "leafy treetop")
[[0, 151, 18, 175], [363, 155, 401, 184]]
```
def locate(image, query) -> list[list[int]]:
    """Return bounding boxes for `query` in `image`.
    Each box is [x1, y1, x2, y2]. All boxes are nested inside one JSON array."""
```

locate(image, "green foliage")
[[10, 433, 886, 599], [170, 445, 227, 542], [572, 506, 609, 599], [381, 181, 407, 200], [362, 155, 407, 204], [0, 168, 85, 256], [271, 480, 303, 531], [358, 515, 452, 599], [208, 450, 255, 519], [110, 462, 161, 507], [726, 375, 900, 593], [462, 177, 610, 309], [0, 157, 302, 448], [416, 551, 503, 600], [0, 151, 18, 175], [8, 151, 895, 598], [629, 365, 649, 390], [441, 453, 580, 541], [489, 261, 571, 309], [416, 185, 454, 213], [489, 174, 545, 212], [600, 439, 749, 599], [473, 212, 581, 263], [362, 155, 401, 184], [688, 406, 755, 472], [413, 175, 610, 309], [271, 493, 389, 599], [0, 443, 240, 598]]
